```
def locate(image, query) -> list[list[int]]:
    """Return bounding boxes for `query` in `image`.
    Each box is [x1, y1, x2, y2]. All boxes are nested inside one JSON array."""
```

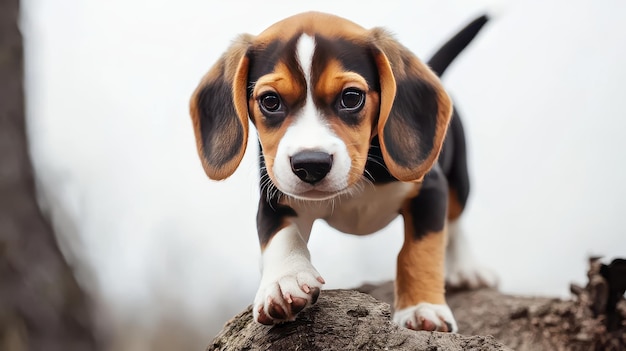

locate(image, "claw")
[[284, 292, 293, 304], [310, 287, 320, 304], [421, 317, 436, 331], [290, 296, 308, 315], [257, 305, 273, 325], [441, 317, 453, 332]]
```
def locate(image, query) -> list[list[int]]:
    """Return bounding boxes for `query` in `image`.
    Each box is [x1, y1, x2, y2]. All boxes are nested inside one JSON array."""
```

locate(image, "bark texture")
[[0, 1, 99, 350], [208, 290, 511, 351], [360, 257, 626, 351], [209, 258, 625, 350]]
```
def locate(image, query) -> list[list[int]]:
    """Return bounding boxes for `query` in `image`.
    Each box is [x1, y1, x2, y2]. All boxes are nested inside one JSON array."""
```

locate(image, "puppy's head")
[[190, 12, 452, 200]]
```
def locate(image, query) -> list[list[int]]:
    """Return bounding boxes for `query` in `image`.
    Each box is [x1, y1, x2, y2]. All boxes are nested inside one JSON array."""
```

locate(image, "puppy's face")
[[190, 12, 453, 200], [249, 34, 380, 200]]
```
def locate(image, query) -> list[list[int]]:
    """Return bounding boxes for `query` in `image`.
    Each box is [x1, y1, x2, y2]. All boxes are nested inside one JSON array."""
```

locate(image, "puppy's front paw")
[[253, 268, 325, 325], [394, 303, 458, 332]]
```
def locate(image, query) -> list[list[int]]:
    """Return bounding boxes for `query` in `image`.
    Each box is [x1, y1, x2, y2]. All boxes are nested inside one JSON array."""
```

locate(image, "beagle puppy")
[[190, 12, 492, 332]]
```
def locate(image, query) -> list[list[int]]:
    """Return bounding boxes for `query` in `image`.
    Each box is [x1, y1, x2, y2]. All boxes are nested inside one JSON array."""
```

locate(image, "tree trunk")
[[0, 1, 99, 350]]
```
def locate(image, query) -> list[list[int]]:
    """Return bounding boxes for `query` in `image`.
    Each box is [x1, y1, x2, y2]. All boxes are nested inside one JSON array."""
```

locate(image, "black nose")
[[290, 151, 333, 184]]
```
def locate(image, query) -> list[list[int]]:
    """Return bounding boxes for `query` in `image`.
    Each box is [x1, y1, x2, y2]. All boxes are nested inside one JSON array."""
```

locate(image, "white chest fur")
[[289, 182, 417, 235]]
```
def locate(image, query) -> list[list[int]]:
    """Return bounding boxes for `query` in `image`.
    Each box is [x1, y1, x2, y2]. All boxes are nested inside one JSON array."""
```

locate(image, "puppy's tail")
[[427, 14, 489, 77]]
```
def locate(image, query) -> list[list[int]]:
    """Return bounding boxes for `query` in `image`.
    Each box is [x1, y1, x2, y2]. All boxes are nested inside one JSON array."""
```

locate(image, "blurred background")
[[6, 0, 625, 349]]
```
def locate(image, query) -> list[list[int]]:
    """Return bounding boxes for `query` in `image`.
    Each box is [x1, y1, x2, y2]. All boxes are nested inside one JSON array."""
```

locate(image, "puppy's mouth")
[[269, 172, 353, 201], [286, 188, 348, 201]]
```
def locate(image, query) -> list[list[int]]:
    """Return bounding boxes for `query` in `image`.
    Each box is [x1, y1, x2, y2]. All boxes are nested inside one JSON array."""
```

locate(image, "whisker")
[[366, 156, 389, 172], [363, 168, 375, 182]]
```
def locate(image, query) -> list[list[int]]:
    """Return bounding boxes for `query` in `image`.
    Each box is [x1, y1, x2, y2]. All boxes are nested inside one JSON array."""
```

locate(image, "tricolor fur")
[[190, 12, 494, 332]]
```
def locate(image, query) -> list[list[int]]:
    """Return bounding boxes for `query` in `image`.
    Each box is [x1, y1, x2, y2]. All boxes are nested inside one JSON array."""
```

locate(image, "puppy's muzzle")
[[290, 151, 333, 184]]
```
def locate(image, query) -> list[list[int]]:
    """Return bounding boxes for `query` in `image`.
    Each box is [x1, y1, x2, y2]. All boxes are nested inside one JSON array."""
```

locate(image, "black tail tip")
[[427, 13, 491, 77]]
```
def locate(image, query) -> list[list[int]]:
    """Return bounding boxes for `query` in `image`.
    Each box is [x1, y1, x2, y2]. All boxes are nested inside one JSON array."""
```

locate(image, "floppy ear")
[[189, 34, 254, 180], [370, 29, 453, 182]]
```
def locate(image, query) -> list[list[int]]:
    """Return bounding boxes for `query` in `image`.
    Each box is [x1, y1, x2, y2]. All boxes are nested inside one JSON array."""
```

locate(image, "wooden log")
[[208, 290, 511, 351], [359, 257, 626, 351], [208, 258, 625, 350]]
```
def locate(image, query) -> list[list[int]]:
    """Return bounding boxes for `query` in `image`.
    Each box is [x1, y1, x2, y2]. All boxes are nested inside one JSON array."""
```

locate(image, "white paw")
[[446, 259, 498, 290], [253, 264, 325, 325], [394, 302, 458, 332]]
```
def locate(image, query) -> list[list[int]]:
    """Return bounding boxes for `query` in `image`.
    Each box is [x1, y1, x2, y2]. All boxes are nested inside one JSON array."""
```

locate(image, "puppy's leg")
[[394, 167, 457, 332], [445, 121, 498, 290], [445, 218, 498, 290], [253, 199, 324, 325]]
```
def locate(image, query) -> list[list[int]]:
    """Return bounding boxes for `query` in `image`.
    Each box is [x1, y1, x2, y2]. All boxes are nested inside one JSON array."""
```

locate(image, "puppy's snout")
[[290, 151, 333, 184]]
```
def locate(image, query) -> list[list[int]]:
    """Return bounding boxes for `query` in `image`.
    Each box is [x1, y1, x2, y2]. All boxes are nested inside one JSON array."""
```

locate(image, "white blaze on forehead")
[[287, 33, 333, 152], [289, 33, 331, 152], [296, 34, 316, 84]]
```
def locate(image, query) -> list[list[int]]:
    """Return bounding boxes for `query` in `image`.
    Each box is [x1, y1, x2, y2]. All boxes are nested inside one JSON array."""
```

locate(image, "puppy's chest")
[[299, 182, 417, 235]]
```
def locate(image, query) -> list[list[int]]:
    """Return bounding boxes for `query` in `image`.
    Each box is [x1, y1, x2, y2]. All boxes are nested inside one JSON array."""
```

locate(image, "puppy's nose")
[[290, 151, 333, 184]]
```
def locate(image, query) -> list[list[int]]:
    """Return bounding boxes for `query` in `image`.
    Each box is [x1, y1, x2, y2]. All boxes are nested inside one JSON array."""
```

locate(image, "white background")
[[21, 0, 626, 350]]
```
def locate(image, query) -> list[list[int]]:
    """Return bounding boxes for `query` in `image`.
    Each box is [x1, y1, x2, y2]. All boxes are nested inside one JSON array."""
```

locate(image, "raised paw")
[[253, 270, 325, 325], [394, 302, 458, 333]]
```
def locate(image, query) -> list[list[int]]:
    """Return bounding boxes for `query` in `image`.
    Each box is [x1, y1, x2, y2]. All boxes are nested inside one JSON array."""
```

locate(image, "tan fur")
[[314, 59, 367, 104], [447, 188, 464, 220], [255, 12, 369, 44], [328, 109, 377, 185], [396, 206, 447, 309], [253, 62, 306, 107]]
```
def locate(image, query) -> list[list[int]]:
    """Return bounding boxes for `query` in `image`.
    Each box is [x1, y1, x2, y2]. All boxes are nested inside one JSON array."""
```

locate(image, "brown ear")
[[189, 34, 254, 180], [370, 29, 453, 182]]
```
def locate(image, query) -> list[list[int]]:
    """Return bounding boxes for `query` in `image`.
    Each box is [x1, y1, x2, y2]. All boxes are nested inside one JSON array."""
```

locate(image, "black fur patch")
[[383, 78, 439, 168], [197, 81, 244, 167], [428, 15, 489, 78], [406, 165, 448, 240], [257, 151, 297, 247], [364, 136, 397, 183], [247, 40, 284, 92], [312, 36, 380, 91], [438, 108, 470, 210], [257, 195, 297, 247]]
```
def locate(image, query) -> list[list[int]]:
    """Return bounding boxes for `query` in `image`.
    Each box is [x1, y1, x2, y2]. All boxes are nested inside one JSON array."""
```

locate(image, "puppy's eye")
[[259, 93, 281, 113], [340, 88, 365, 112]]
